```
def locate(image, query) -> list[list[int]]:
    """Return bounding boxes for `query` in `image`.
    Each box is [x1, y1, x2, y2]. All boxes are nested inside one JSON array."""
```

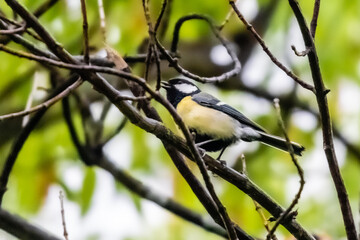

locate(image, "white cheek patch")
[[175, 83, 198, 94]]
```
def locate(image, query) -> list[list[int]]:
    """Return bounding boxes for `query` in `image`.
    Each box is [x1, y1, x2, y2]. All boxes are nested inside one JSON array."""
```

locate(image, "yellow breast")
[[176, 96, 239, 139]]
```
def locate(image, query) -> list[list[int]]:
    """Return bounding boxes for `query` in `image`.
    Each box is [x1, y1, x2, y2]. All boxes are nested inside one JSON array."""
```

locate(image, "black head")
[[161, 78, 200, 107]]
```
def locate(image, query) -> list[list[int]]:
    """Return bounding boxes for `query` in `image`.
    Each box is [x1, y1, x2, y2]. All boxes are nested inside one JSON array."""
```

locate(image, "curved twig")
[[266, 99, 305, 239], [157, 14, 241, 83]]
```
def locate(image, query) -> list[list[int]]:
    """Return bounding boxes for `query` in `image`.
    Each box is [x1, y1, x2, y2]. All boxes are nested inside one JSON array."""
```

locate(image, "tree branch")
[[287, 0, 358, 239], [0, 208, 61, 240], [80, 0, 90, 64], [240, 155, 277, 240], [310, 0, 320, 38], [59, 191, 69, 240]]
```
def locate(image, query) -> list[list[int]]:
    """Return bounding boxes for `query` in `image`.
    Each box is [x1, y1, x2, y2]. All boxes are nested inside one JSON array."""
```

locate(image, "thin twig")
[[142, 0, 153, 83], [228, 0, 315, 92], [144, 43, 153, 81], [240, 155, 276, 240], [154, 0, 168, 33], [97, 0, 107, 44], [80, 0, 90, 64], [266, 99, 305, 239], [310, 0, 320, 38], [152, 44, 162, 90], [142, 0, 162, 89], [33, 0, 59, 18], [59, 191, 69, 240], [156, 0, 173, 40], [287, 0, 358, 238], [0, 78, 82, 122], [219, 0, 238, 31]]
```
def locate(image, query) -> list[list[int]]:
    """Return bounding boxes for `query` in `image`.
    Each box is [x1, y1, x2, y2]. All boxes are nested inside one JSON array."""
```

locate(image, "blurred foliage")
[[0, 0, 359, 239]]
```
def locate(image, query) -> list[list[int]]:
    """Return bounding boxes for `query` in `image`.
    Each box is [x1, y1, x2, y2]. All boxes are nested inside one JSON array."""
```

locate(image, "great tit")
[[161, 78, 305, 159]]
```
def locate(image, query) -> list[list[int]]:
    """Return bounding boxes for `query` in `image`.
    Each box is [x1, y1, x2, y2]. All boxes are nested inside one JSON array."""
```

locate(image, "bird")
[[161, 78, 305, 160]]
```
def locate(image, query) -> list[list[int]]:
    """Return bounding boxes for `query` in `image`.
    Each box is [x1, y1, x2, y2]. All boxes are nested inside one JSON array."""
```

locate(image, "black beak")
[[161, 81, 171, 89]]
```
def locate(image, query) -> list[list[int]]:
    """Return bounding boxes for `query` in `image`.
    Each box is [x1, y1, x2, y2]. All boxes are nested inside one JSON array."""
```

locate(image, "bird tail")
[[258, 132, 305, 156]]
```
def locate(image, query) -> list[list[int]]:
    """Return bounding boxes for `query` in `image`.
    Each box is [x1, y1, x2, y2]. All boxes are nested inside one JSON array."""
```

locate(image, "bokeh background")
[[0, 0, 359, 239]]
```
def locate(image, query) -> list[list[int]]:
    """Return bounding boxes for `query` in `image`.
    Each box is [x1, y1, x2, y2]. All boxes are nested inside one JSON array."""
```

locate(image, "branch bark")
[[0, 209, 61, 240]]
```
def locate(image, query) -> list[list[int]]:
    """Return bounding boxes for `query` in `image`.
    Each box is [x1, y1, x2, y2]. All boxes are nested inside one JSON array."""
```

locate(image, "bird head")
[[161, 78, 200, 107]]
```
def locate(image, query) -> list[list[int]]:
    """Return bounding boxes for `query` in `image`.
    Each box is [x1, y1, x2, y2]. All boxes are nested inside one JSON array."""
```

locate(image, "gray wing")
[[192, 92, 266, 133]]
